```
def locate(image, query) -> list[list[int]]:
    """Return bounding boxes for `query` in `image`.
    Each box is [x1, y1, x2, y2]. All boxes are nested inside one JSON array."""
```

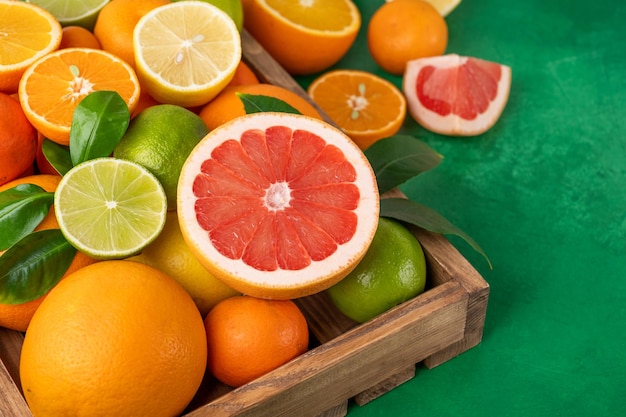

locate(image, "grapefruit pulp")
[[177, 112, 380, 300], [403, 54, 511, 136]]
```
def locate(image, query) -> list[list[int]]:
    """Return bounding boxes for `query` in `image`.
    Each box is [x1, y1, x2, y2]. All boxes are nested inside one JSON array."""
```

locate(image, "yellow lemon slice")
[[133, 0, 242, 107]]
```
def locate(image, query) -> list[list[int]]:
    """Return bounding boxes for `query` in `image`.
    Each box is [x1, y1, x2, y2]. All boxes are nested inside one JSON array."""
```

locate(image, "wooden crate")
[[0, 31, 489, 417]]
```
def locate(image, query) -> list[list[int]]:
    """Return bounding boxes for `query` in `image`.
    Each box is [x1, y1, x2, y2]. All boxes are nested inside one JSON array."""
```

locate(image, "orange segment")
[[243, 0, 361, 75], [307, 69, 407, 150], [178, 112, 379, 300], [0, 1, 62, 93], [18, 47, 141, 145]]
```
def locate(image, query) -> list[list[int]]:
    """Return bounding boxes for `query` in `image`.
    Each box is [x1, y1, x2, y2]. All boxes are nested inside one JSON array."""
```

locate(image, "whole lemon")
[[19, 260, 207, 417], [326, 217, 427, 323], [114, 104, 208, 210], [130, 211, 241, 317]]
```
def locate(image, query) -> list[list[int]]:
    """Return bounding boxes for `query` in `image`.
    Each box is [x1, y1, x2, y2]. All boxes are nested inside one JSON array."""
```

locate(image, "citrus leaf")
[[365, 135, 443, 195], [238, 93, 303, 115], [0, 184, 53, 251], [0, 229, 76, 304], [380, 197, 492, 268], [42, 138, 72, 175], [70, 90, 130, 166]]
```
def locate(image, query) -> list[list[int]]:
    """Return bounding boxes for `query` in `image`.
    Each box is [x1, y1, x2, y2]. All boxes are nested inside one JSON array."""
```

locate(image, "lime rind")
[[54, 158, 168, 260], [26, 0, 110, 29]]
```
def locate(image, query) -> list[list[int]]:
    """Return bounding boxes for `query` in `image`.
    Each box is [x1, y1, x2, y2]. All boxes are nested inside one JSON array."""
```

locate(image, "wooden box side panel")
[[185, 281, 468, 417]]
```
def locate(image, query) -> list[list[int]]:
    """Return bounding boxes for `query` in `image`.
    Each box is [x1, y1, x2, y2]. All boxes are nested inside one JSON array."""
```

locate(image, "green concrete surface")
[[297, 0, 626, 415]]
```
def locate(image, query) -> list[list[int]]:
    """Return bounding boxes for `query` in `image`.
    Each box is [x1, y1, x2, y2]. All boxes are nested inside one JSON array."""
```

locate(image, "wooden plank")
[[0, 328, 30, 417], [184, 281, 467, 417]]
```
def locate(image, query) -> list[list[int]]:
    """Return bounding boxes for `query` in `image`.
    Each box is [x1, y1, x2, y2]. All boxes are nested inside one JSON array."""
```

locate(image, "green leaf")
[[238, 93, 303, 115], [0, 184, 54, 251], [365, 135, 443, 195], [380, 197, 492, 268], [42, 138, 72, 175], [0, 229, 76, 304], [69, 90, 130, 165]]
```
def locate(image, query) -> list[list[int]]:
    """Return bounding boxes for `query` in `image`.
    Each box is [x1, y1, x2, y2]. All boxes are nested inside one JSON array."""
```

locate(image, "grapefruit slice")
[[177, 112, 380, 300], [403, 54, 512, 136]]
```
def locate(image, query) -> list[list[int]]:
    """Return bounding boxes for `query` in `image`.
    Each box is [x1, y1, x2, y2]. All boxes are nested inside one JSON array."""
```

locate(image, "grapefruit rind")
[[177, 112, 380, 300], [403, 54, 512, 136]]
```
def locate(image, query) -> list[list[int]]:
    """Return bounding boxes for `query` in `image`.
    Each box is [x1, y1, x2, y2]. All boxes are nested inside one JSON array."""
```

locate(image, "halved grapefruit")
[[403, 54, 512, 136], [177, 112, 380, 300]]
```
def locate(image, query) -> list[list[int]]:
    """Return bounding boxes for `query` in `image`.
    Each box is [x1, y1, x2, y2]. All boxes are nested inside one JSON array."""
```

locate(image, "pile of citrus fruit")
[[0, 0, 496, 415]]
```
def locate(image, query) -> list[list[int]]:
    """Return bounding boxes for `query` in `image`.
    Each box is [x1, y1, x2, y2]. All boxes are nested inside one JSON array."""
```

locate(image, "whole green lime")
[[172, 0, 243, 31], [326, 217, 427, 323], [114, 104, 208, 210]]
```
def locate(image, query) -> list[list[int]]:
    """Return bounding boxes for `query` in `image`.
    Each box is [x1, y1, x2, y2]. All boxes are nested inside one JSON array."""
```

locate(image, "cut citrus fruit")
[[403, 54, 512, 136], [307, 69, 407, 150], [133, 0, 242, 107], [26, 0, 110, 30], [389, 0, 462, 17], [0, 0, 62, 94], [177, 112, 380, 300], [18, 47, 141, 145], [243, 0, 361, 75], [54, 158, 168, 260]]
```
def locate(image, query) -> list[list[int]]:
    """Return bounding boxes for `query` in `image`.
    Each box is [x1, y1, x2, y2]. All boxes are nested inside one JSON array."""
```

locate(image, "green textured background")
[[297, 0, 626, 415]]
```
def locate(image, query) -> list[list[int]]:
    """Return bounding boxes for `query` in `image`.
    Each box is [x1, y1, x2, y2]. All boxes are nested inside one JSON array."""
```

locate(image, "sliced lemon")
[[133, 0, 242, 107], [54, 158, 167, 260]]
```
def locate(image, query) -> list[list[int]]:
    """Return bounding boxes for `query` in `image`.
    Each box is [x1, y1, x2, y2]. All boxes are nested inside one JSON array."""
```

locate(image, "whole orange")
[[204, 295, 309, 387], [59, 26, 102, 49], [0, 174, 97, 332], [227, 60, 260, 87], [20, 260, 207, 417], [0, 93, 38, 186], [198, 83, 323, 130], [93, 0, 170, 68], [367, 0, 448, 75]]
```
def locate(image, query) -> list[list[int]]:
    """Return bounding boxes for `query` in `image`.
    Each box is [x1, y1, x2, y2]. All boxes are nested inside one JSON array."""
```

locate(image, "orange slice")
[[307, 69, 407, 150], [0, 1, 62, 94], [403, 54, 512, 136], [177, 112, 380, 300], [243, 0, 361, 75], [18, 47, 141, 145]]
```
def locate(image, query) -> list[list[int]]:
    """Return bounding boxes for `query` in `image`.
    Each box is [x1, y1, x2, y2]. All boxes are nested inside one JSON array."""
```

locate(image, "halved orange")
[[177, 112, 380, 300], [243, 0, 361, 75], [307, 69, 407, 150], [18, 47, 141, 145], [0, 1, 62, 94], [403, 54, 512, 136]]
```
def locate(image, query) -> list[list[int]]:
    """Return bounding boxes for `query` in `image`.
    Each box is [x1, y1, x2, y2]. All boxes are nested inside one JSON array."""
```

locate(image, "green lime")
[[172, 0, 243, 31], [130, 212, 241, 317], [113, 104, 208, 210], [326, 217, 427, 323], [54, 158, 168, 260], [27, 0, 110, 30]]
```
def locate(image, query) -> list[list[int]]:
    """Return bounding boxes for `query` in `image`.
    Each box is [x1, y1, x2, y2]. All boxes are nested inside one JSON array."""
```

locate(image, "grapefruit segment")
[[403, 54, 512, 136], [178, 112, 379, 299]]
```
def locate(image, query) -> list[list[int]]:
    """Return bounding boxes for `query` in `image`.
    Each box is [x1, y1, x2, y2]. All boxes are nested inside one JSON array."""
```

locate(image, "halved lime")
[[54, 158, 167, 260], [26, 0, 110, 30]]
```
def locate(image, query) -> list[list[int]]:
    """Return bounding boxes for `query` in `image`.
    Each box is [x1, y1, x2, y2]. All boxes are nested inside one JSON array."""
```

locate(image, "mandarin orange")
[[59, 25, 102, 49], [93, 0, 170, 68], [368, 0, 448, 75], [204, 295, 309, 387], [199, 83, 323, 130]]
